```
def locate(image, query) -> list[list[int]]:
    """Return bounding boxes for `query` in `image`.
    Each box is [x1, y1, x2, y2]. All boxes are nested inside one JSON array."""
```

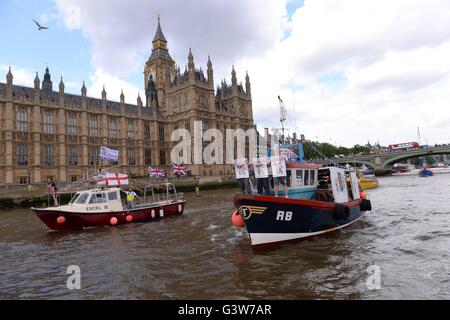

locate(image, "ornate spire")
[[137, 92, 142, 106], [245, 70, 251, 96], [120, 89, 125, 103], [59, 76, 64, 93], [207, 55, 212, 68], [231, 65, 237, 86], [34, 72, 40, 90], [152, 15, 167, 45], [207, 56, 214, 87], [6, 66, 13, 85], [101, 85, 106, 100], [188, 48, 194, 71]]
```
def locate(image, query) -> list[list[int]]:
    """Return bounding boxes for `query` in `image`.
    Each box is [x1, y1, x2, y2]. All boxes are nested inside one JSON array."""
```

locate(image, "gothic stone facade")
[[0, 19, 254, 185]]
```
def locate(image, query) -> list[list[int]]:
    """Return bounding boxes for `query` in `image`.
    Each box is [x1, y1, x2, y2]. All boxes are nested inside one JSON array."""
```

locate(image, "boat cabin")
[[315, 167, 361, 203], [248, 163, 320, 199], [66, 188, 124, 213]]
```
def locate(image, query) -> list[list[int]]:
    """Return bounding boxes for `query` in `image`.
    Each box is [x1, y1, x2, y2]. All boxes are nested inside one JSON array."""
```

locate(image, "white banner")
[[252, 157, 269, 179], [233, 158, 249, 179], [270, 155, 287, 178], [100, 146, 119, 161]]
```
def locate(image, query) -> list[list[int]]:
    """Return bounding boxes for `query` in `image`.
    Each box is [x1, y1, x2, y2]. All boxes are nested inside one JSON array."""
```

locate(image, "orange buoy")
[[360, 191, 367, 199], [110, 217, 118, 225], [126, 215, 133, 222], [56, 216, 66, 224], [231, 211, 245, 228]]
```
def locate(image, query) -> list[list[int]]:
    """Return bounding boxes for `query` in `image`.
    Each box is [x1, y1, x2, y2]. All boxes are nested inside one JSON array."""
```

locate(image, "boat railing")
[[134, 192, 184, 208]]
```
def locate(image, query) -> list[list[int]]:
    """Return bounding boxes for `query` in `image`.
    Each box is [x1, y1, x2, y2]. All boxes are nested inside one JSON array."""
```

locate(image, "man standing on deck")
[[270, 155, 289, 198], [233, 158, 251, 194], [252, 157, 270, 195], [47, 177, 59, 206], [126, 189, 137, 209]]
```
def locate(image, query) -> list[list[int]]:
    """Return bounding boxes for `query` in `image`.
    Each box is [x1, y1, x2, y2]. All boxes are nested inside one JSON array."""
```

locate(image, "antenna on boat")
[[417, 126, 421, 145], [278, 95, 286, 142]]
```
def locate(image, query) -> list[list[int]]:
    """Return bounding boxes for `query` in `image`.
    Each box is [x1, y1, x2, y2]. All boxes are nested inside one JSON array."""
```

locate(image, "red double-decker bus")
[[388, 142, 420, 151]]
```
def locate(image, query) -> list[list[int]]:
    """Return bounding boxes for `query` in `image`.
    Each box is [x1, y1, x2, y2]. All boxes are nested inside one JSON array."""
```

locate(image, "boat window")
[[75, 193, 89, 204], [69, 193, 80, 204], [310, 170, 315, 186], [304, 170, 310, 186], [89, 193, 107, 204], [296, 170, 303, 186], [337, 173, 345, 192], [107, 191, 118, 201]]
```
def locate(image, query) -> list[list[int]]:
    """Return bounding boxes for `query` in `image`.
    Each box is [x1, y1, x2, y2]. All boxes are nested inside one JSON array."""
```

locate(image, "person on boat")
[[233, 158, 251, 194], [270, 155, 289, 198], [47, 177, 59, 206], [252, 157, 270, 195], [125, 189, 137, 209]]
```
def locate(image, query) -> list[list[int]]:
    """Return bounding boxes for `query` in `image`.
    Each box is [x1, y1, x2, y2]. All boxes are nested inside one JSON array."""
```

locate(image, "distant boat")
[[359, 176, 379, 190], [419, 168, 434, 177]]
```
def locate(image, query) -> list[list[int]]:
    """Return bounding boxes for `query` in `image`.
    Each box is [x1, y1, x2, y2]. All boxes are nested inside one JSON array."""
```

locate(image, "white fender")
[[151, 209, 155, 219], [159, 208, 164, 218]]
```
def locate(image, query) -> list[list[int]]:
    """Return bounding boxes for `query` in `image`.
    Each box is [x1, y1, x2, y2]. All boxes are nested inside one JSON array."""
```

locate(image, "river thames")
[[0, 174, 449, 299]]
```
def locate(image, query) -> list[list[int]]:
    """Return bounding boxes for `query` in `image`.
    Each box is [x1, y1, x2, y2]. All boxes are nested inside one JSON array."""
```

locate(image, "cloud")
[[54, 0, 289, 77], [48, 0, 450, 146], [87, 68, 140, 103], [0, 65, 35, 87]]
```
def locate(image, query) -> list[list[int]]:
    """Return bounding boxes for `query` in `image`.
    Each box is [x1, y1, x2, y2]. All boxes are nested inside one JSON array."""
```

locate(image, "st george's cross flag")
[[97, 172, 129, 187]]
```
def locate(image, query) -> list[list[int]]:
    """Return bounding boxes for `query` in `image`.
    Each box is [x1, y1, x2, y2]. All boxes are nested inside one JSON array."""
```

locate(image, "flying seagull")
[[33, 19, 49, 30]]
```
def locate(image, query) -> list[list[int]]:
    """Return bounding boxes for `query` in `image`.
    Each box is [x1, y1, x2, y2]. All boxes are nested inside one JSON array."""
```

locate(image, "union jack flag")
[[148, 167, 166, 177], [172, 163, 187, 176]]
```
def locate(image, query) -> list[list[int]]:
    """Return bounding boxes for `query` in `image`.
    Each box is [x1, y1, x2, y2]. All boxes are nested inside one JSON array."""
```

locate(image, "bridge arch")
[[383, 149, 450, 168]]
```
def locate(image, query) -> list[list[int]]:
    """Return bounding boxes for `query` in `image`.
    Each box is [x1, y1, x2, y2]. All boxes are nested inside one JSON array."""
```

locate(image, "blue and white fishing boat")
[[232, 166, 372, 249]]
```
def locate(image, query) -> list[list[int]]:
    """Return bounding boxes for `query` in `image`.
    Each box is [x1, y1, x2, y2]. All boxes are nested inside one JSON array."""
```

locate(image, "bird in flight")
[[33, 19, 49, 30]]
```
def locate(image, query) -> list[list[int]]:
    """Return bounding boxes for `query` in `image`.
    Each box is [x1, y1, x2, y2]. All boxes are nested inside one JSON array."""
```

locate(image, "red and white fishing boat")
[[32, 173, 185, 231]]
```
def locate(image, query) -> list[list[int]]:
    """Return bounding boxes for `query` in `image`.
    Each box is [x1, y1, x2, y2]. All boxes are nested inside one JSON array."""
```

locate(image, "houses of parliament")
[[0, 18, 254, 185]]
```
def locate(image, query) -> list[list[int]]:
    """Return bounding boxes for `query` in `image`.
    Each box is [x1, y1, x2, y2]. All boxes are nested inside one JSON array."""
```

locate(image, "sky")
[[1, 0, 450, 147]]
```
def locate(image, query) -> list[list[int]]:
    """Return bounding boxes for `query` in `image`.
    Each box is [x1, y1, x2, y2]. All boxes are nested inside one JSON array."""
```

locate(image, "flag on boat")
[[148, 167, 166, 177], [97, 172, 129, 187], [99, 146, 119, 161], [172, 163, 187, 176], [280, 148, 298, 164]]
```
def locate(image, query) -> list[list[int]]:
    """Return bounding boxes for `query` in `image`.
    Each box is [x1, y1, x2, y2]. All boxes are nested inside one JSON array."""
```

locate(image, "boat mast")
[[278, 95, 286, 143]]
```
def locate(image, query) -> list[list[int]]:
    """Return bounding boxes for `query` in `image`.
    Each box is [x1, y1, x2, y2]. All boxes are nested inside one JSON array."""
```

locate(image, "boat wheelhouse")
[[248, 163, 321, 199]]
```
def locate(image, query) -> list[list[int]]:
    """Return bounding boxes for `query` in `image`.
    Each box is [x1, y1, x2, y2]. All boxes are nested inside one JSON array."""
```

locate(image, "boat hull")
[[233, 195, 367, 249], [32, 201, 185, 231], [359, 178, 379, 190]]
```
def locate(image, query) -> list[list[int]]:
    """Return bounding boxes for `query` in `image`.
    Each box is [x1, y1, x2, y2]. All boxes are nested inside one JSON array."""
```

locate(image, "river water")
[[0, 174, 449, 299]]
